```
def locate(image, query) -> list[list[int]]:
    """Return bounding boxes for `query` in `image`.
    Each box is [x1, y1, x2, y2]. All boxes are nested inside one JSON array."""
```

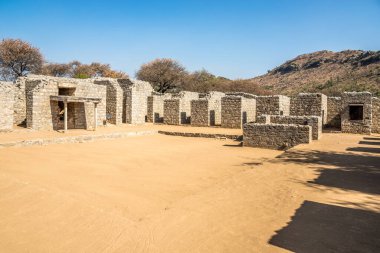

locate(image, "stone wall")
[[269, 115, 322, 140], [123, 79, 153, 124], [326, 97, 342, 128], [221, 96, 256, 128], [163, 99, 181, 125], [25, 75, 106, 131], [341, 92, 372, 134], [147, 92, 172, 123], [256, 95, 290, 116], [256, 115, 270, 124], [243, 123, 312, 150], [171, 91, 199, 124], [190, 99, 209, 127], [290, 93, 327, 125], [372, 97, 380, 134], [225, 92, 256, 99], [0, 82, 14, 131], [93, 78, 124, 125], [191, 91, 225, 126], [13, 77, 27, 126]]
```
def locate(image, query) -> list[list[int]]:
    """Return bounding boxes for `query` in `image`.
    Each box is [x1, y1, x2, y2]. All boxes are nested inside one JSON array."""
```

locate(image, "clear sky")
[[0, 0, 379, 79]]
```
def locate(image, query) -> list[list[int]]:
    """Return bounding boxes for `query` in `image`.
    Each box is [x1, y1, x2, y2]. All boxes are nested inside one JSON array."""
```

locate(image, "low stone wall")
[[147, 93, 172, 123], [221, 96, 256, 129], [290, 93, 327, 125], [269, 115, 322, 140], [0, 82, 14, 131], [341, 92, 372, 134], [191, 99, 209, 126], [256, 95, 290, 116], [163, 99, 181, 125], [371, 97, 380, 133], [158, 131, 241, 140], [255, 115, 270, 124], [243, 123, 311, 150], [326, 97, 342, 128]]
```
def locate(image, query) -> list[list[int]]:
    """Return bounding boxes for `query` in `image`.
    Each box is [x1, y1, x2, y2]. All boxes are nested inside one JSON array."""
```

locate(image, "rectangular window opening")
[[349, 105, 364, 120]]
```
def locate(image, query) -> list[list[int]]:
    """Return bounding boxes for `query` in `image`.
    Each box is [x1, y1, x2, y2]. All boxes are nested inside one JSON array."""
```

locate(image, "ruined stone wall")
[[326, 97, 342, 128], [221, 96, 256, 128], [0, 82, 14, 131], [13, 77, 27, 126], [269, 115, 322, 140], [147, 93, 172, 123], [123, 79, 153, 124], [171, 91, 199, 124], [25, 76, 106, 131], [371, 97, 380, 133], [243, 123, 312, 150], [190, 99, 209, 127], [256, 115, 270, 124], [163, 99, 181, 125], [341, 92, 372, 134], [290, 93, 327, 124], [256, 95, 290, 116], [225, 92, 256, 99], [93, 78, 123, 125]]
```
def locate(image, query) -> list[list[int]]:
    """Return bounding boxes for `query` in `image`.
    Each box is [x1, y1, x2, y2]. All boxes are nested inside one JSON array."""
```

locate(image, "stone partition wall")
[[0, 82, 14, 131], [371, 97, 380, 133], [171, 91, 199, 124], [269, 115, 322, 140], [256, 115, 270, 124], [163, 99, 181, 125], [243, 123, 312, 150], [290, 93, 327, 125], [25, 75, 106, 131], [147, 92, 172, 123], [13, 77, 27, 126], [341, 92, 372, 134], [256, 95, 290, 116], [221, 96, 256, 128], [326, 97, 342, 128], [122, 79, 153, 124], [190, 99, 209, 126], [93, 78, 124, 125]]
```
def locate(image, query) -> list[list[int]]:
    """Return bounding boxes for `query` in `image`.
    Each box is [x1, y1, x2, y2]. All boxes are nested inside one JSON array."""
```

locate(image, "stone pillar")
[[64, 101, 68, 132], [94, 103, 98, 131]]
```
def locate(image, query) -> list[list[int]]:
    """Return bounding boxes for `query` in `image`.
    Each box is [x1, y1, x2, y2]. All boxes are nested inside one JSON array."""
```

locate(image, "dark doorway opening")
[[349, 105, 364, 120]]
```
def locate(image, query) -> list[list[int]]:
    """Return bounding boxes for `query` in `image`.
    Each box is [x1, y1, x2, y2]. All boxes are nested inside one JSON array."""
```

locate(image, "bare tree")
[[40, 63, 71, 77], [136, 58, 187, 93], [0, 39, 43, 80]]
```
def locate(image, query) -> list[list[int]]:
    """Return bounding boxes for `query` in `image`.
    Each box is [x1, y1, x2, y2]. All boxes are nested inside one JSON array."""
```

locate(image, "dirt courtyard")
[[0, 133, 379, 252]]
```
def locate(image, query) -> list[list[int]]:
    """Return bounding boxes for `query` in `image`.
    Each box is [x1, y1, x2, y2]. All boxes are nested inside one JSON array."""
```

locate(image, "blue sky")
[[0, 0, 379, 79]]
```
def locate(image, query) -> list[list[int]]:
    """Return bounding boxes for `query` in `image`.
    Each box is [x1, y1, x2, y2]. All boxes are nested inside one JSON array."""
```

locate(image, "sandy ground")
[[0, 132, 379, 252], [0, 124, 242, 143]]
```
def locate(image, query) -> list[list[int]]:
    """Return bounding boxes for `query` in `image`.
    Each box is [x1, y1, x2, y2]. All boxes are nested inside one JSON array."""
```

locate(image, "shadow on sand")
[[269, 201, 380, 253]]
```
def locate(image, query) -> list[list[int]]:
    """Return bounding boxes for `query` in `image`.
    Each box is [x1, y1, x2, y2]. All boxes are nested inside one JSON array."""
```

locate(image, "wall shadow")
[[274, 149, 380, 195], [358, 141, 380, 146], [346, 147, 380, 154], [269, 201, 380, 253]]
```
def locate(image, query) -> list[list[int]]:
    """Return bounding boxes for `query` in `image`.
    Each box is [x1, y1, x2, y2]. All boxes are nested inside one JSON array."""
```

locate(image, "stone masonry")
[[290, 93, 327, 125], [13, 77, 27, 126], [123, 79, 153, 124], [170, 91, 199, 124], [93, 78, 124, 125], [326, 97, 342, 128], [163, 99, 181, 125], [147, 92, 172, 123], [341, 92, 372, 134], [25, 75, 106, 131], [243, 123, 312, 150], [0, 82, 14, 131], [372, 97, 380, 134], [221, 96, 256, 128], [190, 99, 209, 127], [269, 115, 322, 140], [256, 95, 290, 116], [198, 91, 225, 125]]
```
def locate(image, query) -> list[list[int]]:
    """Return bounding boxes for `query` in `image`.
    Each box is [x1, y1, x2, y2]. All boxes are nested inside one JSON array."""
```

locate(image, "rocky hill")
[[249, 50, 380, 96]]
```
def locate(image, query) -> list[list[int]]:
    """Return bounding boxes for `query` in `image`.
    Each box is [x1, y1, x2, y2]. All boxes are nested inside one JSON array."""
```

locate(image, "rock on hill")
[[249, 50, 380, 96]]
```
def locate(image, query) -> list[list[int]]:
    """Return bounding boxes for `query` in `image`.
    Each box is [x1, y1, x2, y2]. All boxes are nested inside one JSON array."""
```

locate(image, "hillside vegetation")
[[249, 50, 380, 96]]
